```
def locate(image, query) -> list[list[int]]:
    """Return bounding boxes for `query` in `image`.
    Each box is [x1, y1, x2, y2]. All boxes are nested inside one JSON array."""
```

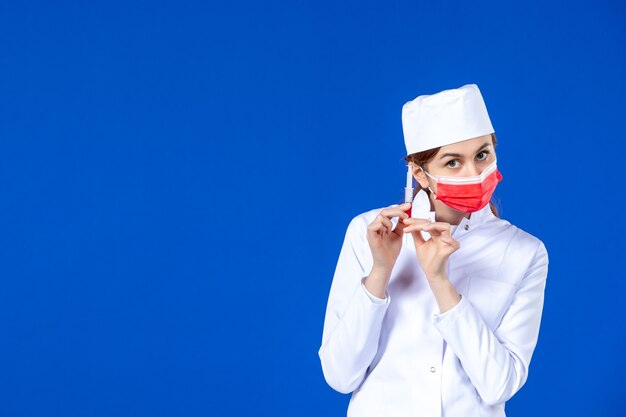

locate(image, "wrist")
[[428, 279, 461, 314], [371, 263, 393, 277], [426, 273, 448, 285], [364, 265, 392, 299]]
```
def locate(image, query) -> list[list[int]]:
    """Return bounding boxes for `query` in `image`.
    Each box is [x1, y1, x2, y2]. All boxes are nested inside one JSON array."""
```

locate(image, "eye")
[[446, 160, 459, 168], [476, 151, 490, 161]]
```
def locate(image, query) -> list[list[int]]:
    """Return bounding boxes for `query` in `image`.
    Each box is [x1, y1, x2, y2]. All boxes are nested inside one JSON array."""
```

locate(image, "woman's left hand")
[[402, 218, 461, 283]]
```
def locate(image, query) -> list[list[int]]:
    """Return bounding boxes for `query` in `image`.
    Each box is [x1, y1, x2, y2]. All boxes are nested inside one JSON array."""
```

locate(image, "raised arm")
[[318, 201, 417, 394], [432, 240, 549, 405]]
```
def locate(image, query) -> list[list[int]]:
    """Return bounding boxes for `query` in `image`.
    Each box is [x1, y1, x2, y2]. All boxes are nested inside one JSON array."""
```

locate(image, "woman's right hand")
[[366, 202, 411, 272]]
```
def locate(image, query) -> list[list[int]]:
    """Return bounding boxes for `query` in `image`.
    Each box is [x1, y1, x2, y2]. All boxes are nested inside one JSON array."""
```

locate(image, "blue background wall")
[[1, 1, 624, 415]]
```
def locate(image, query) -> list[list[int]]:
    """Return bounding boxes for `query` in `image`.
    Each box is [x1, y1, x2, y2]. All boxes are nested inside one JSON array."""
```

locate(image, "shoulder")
[[486, 217, 549, 266]]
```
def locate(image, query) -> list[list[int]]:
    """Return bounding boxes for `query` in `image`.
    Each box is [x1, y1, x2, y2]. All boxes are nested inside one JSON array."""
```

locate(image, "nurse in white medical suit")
[[318, 84, 549, 417]]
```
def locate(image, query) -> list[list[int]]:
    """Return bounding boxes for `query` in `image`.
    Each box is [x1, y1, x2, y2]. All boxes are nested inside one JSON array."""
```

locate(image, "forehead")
[[435, 134, 493, 156]]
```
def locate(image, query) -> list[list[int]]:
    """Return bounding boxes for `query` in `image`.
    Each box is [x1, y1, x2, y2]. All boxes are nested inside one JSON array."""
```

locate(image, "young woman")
[[318, 84, 549, 417]]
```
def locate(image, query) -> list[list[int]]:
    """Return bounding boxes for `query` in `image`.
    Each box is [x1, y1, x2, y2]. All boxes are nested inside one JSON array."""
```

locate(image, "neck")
[[428, 192, 471, 225]]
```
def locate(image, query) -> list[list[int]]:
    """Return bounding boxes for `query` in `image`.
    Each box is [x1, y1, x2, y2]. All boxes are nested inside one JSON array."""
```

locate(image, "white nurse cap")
[[401, 83, 495, 155]]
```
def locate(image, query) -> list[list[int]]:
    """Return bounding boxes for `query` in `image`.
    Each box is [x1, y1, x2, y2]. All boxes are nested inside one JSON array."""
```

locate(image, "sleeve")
[[317, 215, 391, 394], [361, 279, 388, 304], [432, 240, 549, 406]]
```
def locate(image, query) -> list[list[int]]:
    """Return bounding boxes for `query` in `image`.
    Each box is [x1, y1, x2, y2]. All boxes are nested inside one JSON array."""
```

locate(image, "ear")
[[410, 163, 430, 189]]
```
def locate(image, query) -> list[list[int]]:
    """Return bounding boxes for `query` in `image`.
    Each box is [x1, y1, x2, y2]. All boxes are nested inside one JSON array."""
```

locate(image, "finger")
[[369, 220, 388, 234], [369, 222, 390, 236], [367, 220, 387, 235], [441, 236, 461, 250], [440, 235, 453, 245], [371, 214, 393, 232], [421, 222, 451, 238], [403, 219, 435, 241], [412, 229, 426, 245], [402, 218, 432, 226], [402, 220, 434, 232], [402, 224, 426, 244], [379, 215, 393, 231], [402, 223, 428, 232], [390, 216, 409, 237], [372, 216, 398, 238], [379, 205, 411, 220], [421, 221, 451, 231]]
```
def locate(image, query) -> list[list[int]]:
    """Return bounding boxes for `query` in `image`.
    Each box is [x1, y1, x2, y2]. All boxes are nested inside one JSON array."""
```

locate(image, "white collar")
[[410, 189, 495, 229]]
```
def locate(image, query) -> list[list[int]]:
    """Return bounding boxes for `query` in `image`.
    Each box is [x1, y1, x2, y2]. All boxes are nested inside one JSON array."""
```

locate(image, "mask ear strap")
[[418, 166, 437, 198], [419, 165, 435, 180]]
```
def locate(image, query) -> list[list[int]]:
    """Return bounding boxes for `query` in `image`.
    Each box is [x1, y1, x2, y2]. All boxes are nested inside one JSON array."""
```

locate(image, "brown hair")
[[402, 133, 501, 218]]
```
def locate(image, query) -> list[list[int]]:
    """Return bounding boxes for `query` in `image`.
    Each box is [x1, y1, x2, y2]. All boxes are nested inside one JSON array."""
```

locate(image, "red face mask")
[[420, 159, 503, 213]]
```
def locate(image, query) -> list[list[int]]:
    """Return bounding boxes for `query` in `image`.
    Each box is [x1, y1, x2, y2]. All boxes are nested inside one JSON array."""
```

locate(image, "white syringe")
[[390, 165, 414, 245], [405, 165, 414, 213]]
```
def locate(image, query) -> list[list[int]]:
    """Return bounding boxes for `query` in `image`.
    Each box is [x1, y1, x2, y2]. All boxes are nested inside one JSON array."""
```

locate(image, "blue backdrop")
[[1, 1, 624, 416]]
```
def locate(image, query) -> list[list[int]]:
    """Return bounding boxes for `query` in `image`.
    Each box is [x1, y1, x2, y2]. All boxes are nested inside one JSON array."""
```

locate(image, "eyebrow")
[[438, 142, 491, 160]]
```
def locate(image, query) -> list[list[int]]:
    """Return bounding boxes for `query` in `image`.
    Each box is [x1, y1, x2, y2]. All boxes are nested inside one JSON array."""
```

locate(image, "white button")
[[464, 224, 469, 231], [430, 366, 436, 373]]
